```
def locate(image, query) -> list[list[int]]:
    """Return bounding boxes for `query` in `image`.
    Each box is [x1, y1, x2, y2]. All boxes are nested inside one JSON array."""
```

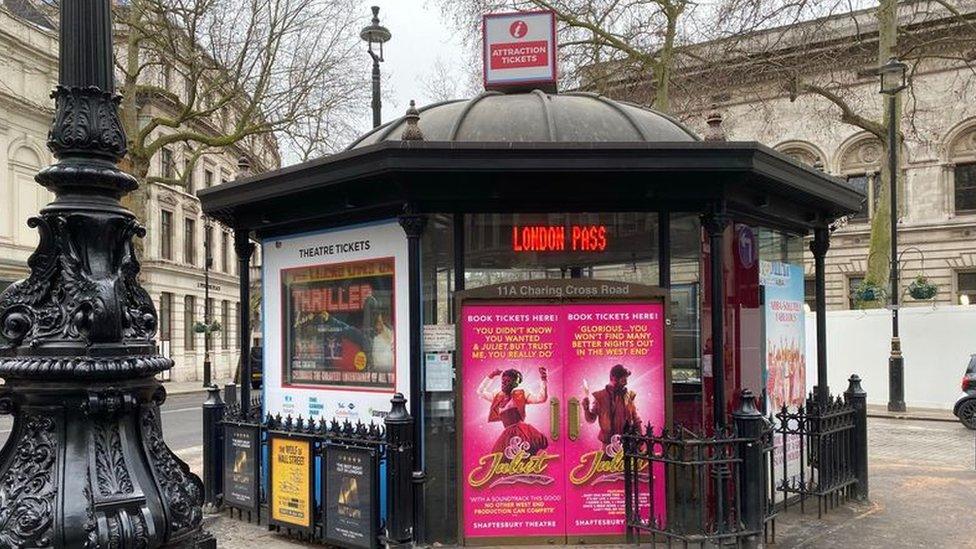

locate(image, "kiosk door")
[[459, 300, 667, 545]]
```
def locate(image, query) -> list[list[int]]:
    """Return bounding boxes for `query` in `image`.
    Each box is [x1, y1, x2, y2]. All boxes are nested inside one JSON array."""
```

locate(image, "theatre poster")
[[459, 296, 666, 542], [760, 260, 806, 500], [262, 221, 409, 423]]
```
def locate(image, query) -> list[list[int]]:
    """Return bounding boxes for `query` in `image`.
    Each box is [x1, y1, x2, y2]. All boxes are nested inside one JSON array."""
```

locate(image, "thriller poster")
[[283, 257, 396, 390], [324, 445, 379, 549], [461, 304, 565, 541], [223, 424, 260, 512], [262, 221, 409, 423], [562, 303, 665, 536], [270, 436, 313, 529]]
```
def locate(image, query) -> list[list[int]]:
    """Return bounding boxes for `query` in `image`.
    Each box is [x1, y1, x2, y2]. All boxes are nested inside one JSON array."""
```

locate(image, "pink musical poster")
[[460, 304, 565, 541], [561, 303, 666, 536]]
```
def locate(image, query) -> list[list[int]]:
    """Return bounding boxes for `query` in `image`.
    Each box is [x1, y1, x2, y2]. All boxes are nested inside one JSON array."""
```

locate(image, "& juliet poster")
[[562, 303, 665, 536], [461, 304, 564, 541]]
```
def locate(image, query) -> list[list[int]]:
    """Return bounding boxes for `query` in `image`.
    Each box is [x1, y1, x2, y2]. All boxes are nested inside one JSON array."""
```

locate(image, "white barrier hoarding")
[[262, 220, 409, 423], [483, 10, 557, 90]]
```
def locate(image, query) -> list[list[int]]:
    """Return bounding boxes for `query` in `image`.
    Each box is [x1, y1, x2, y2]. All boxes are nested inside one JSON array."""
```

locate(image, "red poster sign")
[[460, 300, 666, 542]]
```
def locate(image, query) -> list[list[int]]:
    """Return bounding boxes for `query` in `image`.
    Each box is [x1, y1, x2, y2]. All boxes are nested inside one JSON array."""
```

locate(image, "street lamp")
[[880, 56, 907, 413], [0, 0, 212, 545], [360, 5, 391, 128], [203, 216, 213, 387]]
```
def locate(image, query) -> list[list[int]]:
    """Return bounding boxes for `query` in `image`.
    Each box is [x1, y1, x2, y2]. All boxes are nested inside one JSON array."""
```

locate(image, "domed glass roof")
[[348, 90, 699, 149]]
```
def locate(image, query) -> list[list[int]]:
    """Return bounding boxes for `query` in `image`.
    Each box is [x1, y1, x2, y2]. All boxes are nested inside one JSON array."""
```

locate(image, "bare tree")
[[114, 0, 367, 238]]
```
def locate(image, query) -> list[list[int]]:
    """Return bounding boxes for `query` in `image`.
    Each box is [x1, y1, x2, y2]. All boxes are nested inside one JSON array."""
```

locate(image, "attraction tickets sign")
[[457, 280, 668, 543], [269, 436, 314, 530], [262, 221, 409, 423], [483, 11, 557, 91]]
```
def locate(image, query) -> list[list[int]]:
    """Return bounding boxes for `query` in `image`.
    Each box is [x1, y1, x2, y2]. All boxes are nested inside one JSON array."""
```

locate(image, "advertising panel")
[[760, 261, 806, 501], [262, 221, 409, 423], [269, 436, 314, 529], [223, 424, 260, 513], [459, 291, 668, 542], [483, 11, 557, 90], [323, 444, 379, 549], [561, 303, 665, 536], [282, 257, 396, 390], [461, 304, 565, 542]]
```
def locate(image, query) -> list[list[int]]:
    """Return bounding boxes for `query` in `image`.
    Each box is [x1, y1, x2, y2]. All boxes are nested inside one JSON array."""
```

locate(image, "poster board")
[[262, 220, 409, 423], [269, 435, 315, 530], [222, 423, 261, 514], [760, 260, 806, 502], [323, 444, 380, 549], [455, 280, 670, 544]]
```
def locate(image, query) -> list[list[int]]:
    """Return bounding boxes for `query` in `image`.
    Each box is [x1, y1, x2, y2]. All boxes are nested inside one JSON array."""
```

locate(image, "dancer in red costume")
[[477, 367, 549, 456]]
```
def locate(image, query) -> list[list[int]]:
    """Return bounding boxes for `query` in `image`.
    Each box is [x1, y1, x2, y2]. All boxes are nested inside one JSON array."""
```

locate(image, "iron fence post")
[[733, 389, 766, 549], [202, 385, 225, 513], [844, 374, 869, 500], [384, 393, 414, 546], [224, 382, 238, 409]]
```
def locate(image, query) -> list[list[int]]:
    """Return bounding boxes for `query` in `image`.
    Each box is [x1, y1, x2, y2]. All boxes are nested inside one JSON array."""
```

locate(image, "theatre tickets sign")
[[263, 221, 409, 423], [458, 280, 669, 543], [483, 11, 557, 91]]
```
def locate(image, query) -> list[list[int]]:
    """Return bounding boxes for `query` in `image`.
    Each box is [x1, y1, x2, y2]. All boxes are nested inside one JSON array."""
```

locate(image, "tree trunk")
[[652, 6, 679, 113], [864, 0, 901, 297]]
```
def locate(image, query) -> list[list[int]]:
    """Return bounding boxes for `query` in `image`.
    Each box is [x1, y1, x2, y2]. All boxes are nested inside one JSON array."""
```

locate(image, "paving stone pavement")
[[195, 417, 976, 548]]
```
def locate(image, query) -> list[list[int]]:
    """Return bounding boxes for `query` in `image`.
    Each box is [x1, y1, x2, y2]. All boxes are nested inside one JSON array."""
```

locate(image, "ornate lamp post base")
[[0, 0, 213, 543]]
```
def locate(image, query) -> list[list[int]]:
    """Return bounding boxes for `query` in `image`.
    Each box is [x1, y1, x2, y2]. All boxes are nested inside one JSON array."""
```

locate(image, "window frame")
[[184, 217, 196, 266], [160, 209, 174, 260], [847, 274, 866, 310], [184, 294, 196, 351], [952, 162, 976, 215], [956, 270, 976, 306]]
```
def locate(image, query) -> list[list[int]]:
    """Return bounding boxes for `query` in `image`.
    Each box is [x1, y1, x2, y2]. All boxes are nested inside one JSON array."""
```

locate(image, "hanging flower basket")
[[852, 281, 886, 306], [908, 276, 937, 300], [193, 321, 208, 333]]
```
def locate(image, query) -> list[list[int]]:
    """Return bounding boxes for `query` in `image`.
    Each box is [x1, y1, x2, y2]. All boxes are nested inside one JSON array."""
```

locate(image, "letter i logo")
[[509, 20, 528, 38]]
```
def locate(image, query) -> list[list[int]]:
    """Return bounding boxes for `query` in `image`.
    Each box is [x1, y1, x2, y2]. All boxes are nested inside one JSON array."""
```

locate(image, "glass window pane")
[[184, 295, 195, 350], [848, 276, 865, 309], [846, 174, 870, 221], [958, 272, 976, 305], [955, 163, 976, 212]]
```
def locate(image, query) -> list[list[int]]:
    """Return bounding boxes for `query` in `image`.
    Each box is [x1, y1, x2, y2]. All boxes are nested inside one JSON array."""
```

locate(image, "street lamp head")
[[360, 5, 391, 61], [879, 56, 908, 95]]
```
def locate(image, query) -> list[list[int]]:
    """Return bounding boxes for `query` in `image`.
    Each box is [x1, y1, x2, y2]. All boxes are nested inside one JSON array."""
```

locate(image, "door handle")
[[567, 397, 580, 441], [550, 397, 560, 441]]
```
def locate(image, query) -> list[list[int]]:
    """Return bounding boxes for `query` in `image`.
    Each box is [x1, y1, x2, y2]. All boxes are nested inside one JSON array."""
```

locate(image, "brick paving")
[[201, 417, 976, 547]]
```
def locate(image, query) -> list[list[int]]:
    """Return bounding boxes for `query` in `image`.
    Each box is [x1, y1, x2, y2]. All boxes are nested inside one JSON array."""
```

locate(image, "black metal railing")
[[623, 390, 775, 548], [774, 375, 868, 518], [202, 387, 416, 548], [623, 375, 869, 548]]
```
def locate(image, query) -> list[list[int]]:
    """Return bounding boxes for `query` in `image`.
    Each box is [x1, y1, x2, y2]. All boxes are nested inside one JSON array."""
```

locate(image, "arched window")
[[948, 124, 976, 214], [776, 142, 825, 169], [838, 136, 882, 222]]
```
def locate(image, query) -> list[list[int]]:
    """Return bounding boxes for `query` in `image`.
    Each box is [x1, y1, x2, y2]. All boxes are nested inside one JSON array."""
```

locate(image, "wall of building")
[[804, 307, 976, 409]]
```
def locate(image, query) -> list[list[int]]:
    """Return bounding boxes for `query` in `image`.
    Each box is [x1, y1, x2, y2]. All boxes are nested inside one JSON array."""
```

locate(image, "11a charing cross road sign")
[[482, 10, 557, 92]]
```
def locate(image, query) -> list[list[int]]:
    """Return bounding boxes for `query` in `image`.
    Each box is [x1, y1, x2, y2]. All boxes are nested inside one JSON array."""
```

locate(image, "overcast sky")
[[352, 1, 471, 133]]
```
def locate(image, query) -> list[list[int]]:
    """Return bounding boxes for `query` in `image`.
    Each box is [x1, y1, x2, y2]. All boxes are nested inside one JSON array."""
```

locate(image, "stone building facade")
[[0, 0, 274, 381], [596, 1, 976, 310]]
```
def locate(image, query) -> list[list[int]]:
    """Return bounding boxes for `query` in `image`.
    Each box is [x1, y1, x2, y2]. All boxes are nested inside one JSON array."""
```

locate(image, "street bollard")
[[844, 374, 869, 500], [384, 393, 414, 546], [733, 389, 767, 549], [224, 382, 238, 409], [202, 384, 225, 513]]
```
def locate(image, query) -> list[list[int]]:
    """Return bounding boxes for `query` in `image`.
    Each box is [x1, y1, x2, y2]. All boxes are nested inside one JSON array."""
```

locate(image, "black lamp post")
[[880, 56, 908, 413], [0, 0, 213, 545], [360, 5, 391, 128], [203, 216, 213, 387]]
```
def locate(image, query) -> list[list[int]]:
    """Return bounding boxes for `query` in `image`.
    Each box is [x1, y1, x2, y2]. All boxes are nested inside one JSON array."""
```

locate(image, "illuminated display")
[[511, 225, 608, 252]]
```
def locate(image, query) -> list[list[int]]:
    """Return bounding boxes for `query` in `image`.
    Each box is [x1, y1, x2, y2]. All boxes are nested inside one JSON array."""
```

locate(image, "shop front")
[[198, 91, 861, 545]]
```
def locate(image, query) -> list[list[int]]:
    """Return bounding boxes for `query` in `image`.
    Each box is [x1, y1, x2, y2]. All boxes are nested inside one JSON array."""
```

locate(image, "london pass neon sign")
[[511, 225, 608, 252]]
